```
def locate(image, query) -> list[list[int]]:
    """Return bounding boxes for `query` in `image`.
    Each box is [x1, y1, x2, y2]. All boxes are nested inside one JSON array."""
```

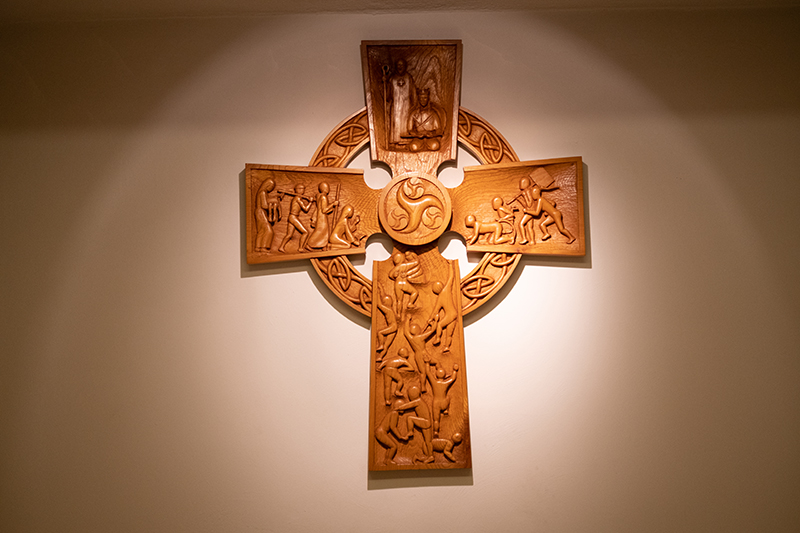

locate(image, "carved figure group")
[[374, 258, 464, 465], [465, 169, 576, 246], [388, 251, 425, 314], [253, 178, 364, 254], [382, 57, 446, 153]]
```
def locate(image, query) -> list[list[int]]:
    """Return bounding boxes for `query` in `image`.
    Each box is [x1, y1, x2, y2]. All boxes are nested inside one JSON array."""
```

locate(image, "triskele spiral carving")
[[389, 176, 445, 233]]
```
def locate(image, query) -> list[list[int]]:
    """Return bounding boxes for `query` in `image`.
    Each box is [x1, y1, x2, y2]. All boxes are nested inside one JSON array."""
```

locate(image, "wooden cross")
[[245, 40, 585, 471]]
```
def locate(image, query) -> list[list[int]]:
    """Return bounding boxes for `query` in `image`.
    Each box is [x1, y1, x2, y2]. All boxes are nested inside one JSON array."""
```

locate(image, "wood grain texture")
[[369, 244, 470, 470], [361, 40, 462, 177], [451, 157, 586, 257], [243, 41, 586, 473], [245, 165, 380, 264]]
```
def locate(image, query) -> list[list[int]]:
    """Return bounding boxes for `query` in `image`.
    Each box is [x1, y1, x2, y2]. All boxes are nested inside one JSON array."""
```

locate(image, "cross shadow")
[[367, 468, 473, 490]]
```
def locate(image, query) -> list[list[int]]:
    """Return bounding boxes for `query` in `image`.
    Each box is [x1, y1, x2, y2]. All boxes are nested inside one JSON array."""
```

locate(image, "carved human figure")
[[530, 185, 576, 243], [402, 315, 436, 383], [425, 361, 458, 436], [278, 184, 313, 253], [375, 398, 409, 465], [432, 432, 463, 462], [397, 385, 434, 464], [388, 251, 424, 314], [307, 182, 338, 249], [386, 59, 415, 148], [378, 347, 413, 405], [375, 285, 398, 355], [254, 178, 281, 252], [465, 197, 515, 245], [426, 268, 457, 352], [406, 88, 442, 152], [328, 205, 360, 249], [492, 196, 516, 244], [513, 177, 537, 245]]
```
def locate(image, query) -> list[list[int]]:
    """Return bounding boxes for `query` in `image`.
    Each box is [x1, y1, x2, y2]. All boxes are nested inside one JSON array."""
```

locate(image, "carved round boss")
[[377, 172, 452, 246]]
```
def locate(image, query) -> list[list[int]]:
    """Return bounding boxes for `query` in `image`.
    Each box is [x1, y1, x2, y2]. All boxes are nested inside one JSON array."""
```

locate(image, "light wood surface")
[[243, 40, 586, 471]]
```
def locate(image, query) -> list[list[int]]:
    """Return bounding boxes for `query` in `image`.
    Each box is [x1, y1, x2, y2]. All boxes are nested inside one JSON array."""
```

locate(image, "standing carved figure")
[[402, 315, 437, 384], [530, 185, 576, 243], [386, 59, 415, 149], [375, 285, 398, 355], [254, 178, 280, 252], [307, 182, 338, 249], [388, 251, 424, 314], [426, 268, 457, 352], [278, 184, 313, 253], [425, 361, 458, 436], [513, 177, 537, 245]]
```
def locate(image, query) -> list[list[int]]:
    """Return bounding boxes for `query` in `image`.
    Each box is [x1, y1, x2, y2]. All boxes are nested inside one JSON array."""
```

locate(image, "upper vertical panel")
[[361, 40, 462, 177]]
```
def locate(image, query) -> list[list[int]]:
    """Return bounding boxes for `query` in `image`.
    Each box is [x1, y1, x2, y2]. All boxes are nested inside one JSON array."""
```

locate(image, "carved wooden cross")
[[245, 41, 585, 471]]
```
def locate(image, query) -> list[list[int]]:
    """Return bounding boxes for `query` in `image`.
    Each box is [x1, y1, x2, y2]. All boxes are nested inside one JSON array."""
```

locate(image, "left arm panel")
[[246, 164, 381, 264]]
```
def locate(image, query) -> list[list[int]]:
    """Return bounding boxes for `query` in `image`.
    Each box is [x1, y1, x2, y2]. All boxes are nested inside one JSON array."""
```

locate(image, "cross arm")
[[449, 157, 586, 257], [245, 164, 382, 265]]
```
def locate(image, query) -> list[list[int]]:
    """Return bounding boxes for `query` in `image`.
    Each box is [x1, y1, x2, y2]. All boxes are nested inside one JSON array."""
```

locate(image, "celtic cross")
[[245, 41, 585, 471]]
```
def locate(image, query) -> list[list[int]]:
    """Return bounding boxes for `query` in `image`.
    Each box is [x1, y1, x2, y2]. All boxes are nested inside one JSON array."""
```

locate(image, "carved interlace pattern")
[[309, 107, 521, 317], [457, 108, 518, 166], [460, 252, 521, 313], [310, 111, 371, 168]]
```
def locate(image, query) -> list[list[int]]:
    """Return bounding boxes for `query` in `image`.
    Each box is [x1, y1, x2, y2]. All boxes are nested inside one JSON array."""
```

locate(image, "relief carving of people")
[[388, 251, 425, 314], [378, 347, 413, 405], [385, 59, 415, 149], [465, 196, 516, 246], [328, 205, 361, 249], [511, 172, 576, 244], [512, 177, 537, 245], [432, 432, 463, 462], [425, 361, 458, 437], [426, 268, 457, 352], [307, 182, 338, 249], [277, 184, 314, 253], [530, 184, 576, 243], [375, 398, 410, 465], [254, 178, 281, 252], [396, 385, 434, 464], [406, 88, 443, 152], [402, 314, 436, 384], [375, 284, 398, 355]]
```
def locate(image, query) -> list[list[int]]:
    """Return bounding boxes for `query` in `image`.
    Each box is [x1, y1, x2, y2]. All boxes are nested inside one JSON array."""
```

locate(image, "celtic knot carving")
[[458, 108, 518, 165], [311, 111, 371, 168], [460, 253, 521, 313], [313, 256, 373, 313]]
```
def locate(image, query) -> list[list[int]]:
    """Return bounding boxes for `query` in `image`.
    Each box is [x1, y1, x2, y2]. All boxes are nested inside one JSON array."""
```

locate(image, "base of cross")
[[369, 244, 471, 470]]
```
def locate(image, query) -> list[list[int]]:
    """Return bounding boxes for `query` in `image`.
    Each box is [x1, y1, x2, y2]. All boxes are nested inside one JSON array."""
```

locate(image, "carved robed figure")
[[245, 40, 586, 471]]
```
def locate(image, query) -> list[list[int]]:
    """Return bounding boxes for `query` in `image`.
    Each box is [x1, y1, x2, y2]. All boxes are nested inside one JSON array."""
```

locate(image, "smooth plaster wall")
[[2, 9, 799, 533]]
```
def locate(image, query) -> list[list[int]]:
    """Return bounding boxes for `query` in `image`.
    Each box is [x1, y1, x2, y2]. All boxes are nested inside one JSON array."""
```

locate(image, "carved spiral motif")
[[310, 107, 521, 317], [390, 177, 445, 233]]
